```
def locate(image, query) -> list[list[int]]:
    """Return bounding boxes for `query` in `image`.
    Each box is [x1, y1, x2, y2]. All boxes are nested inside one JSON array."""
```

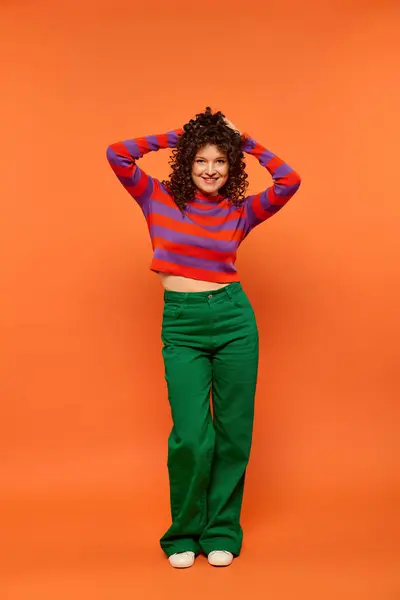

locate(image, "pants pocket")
[[163, 303, 183, 319], [230, 291, 248, 309]]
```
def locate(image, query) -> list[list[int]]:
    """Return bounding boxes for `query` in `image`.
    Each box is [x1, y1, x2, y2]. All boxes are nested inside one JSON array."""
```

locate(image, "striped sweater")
[[106, 129, 301, 283]]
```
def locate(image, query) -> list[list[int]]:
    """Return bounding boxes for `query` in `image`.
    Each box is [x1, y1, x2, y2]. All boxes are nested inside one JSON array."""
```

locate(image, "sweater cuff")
[[167, 128, 184, 147], [241, 132, 257, 152]]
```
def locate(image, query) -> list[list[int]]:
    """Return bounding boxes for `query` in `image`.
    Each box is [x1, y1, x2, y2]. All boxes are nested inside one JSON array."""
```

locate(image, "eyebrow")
[[195, 155, 227, 159]]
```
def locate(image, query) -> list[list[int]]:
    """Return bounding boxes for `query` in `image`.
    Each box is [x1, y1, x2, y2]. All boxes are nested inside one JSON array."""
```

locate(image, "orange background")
[[1, 0, 399, 597]]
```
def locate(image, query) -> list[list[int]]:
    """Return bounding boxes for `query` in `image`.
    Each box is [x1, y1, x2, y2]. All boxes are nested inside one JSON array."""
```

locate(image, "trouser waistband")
[[163, 281, 242, 304]]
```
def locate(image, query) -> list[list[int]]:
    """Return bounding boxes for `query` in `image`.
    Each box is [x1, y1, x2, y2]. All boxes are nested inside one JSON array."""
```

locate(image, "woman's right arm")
[[106, 128, 183, 209]]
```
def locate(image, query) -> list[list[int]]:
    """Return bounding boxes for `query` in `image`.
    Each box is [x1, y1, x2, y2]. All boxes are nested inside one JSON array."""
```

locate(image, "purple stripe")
[[192, 201, 247, 220], [115, 162, 146, 188], [152, 199, 189, 221], [115, 170, 154, 210], [116, 168, 142, 189], [259, 148, 276, 166], [245, 196, 257, 225], [146, 134, 162, 151], [152, 200, 246, 233], [122, 139, 140, 159], [189, 202, 230, 216], [150, 225, 239, 253], [106, 146, 134, 167], [258, 191, 283, 210], [272, 182, 301, 197], [142, 201, 150, 218], [159, 180, 172, 196], [138, 177, 155, 206], [242, 137, 257, 153], [154, 248, 236, 274], [245, 193, 277, 230], [190, 198, 244, 214], [274, 163, 294, 178], [106, 146, 118, 165], [167, 130, 179, 146]]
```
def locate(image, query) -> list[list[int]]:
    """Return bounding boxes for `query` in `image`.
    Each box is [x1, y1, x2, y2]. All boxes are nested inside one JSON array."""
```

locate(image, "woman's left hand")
[[223, 117, 241, 135]]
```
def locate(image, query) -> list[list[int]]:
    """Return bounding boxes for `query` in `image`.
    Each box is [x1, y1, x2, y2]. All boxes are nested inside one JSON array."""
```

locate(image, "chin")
[[198, 181, 226, 195], [200, 186, 215, 195]]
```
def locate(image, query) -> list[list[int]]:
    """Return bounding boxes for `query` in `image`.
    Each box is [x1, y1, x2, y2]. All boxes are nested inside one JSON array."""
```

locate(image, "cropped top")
[[106, 128, 301, 283]]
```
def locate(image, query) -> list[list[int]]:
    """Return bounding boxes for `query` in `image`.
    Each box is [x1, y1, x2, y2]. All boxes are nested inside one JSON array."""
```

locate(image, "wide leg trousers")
[[159, 281, 259, 558]]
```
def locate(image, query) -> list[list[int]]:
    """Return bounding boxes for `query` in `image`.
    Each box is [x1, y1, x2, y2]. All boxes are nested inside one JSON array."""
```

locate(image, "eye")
[[217, 159, 226, 164]]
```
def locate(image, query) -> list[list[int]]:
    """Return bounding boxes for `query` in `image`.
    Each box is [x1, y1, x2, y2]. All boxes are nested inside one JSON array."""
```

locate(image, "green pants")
[[159, 281, 259, 557]]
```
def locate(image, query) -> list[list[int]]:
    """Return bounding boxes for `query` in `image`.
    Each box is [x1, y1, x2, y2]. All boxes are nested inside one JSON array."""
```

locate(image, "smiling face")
[[191, 144, 229, 196]]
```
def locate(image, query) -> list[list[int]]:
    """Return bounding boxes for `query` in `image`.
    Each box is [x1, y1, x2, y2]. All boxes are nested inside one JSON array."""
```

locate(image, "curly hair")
[[161, 107, 249, 215]]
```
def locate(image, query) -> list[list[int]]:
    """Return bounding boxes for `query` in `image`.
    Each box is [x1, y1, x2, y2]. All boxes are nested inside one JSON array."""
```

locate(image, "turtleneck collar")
[[194, 189, 225, 202]]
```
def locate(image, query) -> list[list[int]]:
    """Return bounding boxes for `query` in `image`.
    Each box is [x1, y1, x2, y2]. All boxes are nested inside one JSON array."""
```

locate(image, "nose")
[[205, 163, 216, 175]]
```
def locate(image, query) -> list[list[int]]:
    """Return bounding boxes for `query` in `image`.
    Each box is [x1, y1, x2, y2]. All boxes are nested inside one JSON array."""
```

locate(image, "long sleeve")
[[106, 128, 183, 210], [241, 133, 302, 236]]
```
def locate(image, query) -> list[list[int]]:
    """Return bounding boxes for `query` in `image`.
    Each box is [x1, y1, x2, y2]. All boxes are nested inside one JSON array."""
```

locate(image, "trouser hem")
[[200, 541, 241, 557], [161, 544, 201, 558]]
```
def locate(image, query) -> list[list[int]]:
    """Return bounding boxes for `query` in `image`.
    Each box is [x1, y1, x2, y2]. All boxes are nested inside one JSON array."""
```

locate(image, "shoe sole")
[[208, 560, 233, 567]]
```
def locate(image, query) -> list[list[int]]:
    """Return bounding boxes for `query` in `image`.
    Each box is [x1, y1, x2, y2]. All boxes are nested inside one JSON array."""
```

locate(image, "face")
[[191, 144, 229, 196]]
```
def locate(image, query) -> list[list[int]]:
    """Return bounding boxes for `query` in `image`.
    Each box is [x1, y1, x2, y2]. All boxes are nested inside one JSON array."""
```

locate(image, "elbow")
[[291, 172, 302, 194], [294, 171, 302, 187], [106, 145, 115, 164]]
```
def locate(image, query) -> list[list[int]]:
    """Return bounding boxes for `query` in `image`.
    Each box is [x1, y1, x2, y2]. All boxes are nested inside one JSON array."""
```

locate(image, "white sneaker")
[[168, 551, 196, 568], [208, 550, 234, 566]]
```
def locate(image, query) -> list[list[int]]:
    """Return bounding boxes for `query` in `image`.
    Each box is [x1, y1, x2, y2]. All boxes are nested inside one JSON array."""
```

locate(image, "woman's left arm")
[[241, 133, 302, 235]]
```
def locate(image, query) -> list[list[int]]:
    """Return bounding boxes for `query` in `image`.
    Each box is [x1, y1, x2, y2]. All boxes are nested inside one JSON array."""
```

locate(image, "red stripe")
[[110, 161, 134, 177], [127, 169, 149, 196], [150, 259, 239, 283], [152, 213, 243, 242], [110, 141, 131, 158], [251, 192, 275, 221], [250, 141, 267, 158], [285, 170, 302, 186], [266, 155, 285, 173], [136, 136, 150, 155], [267, 186, 286, 206], [188, 209, 241, 227], [150, 189, 175, 207], [156, 133, 169, 147], [152, 236, 234, 263], [190, 199, 227, 211]]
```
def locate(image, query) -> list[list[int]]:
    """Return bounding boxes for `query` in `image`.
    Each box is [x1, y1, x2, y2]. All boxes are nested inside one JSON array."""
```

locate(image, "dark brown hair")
[[162, 107, 249, 214]]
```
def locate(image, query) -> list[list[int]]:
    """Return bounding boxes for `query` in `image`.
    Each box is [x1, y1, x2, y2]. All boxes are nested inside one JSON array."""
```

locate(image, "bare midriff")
[[158, 273, 230, 293]]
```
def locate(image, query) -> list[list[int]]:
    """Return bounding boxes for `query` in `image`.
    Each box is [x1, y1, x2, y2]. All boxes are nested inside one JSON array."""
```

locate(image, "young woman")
[[106, 107, 301, 568]]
